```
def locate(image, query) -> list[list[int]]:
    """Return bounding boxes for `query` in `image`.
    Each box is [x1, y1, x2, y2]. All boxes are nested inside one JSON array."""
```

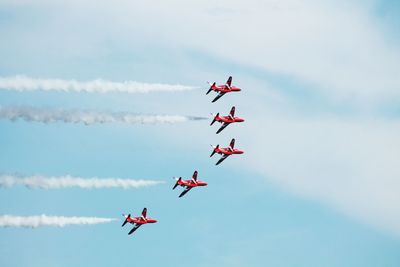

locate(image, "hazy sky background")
[[0, 1, 400, 266]]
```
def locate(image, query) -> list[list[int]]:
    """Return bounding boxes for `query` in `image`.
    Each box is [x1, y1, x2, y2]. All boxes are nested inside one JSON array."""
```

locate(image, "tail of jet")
[[229, 106, 235, 116], [173, 177, 182, 190], [229, 138, 235, 149], [122, 214, 131, 227], [207, 82, 216, 95], [141, 208, 147, 219], [226, 76, 232, 87], [192, 170, 198, 181], [210, 113, 219, 125], [210, 144, 219, 157]]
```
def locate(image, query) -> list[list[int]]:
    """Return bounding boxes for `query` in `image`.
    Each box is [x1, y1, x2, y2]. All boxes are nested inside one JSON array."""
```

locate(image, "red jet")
[[211, 106, 245, 134], [173, 170, 208, 198], [121, 208, 157, 235], [210, 138, 244, 165], [207, 76, 242, 102]]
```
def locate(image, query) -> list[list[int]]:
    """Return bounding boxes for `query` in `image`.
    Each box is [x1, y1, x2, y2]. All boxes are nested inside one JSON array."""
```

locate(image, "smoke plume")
[[0, 174, 164, 189], [0, 75, 195, 93], [0, 215, 115, 228], [0, 106, 206, 125]]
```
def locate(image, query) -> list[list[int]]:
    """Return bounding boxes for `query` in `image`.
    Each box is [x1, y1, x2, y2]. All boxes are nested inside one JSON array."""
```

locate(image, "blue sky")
[[1, 1, 400, 266]]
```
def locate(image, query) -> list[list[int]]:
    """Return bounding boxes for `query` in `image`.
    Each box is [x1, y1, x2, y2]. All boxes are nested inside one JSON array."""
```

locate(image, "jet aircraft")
[[210, 138, 244, 165], [173, 170, 208, 198], [207, 76, 241, 102], [121, 208, 157, 235], [211, 106, 245, 134]]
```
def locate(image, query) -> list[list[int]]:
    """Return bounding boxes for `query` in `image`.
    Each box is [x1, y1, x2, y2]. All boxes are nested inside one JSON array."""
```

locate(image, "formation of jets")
[[122, 76, 244, 236]]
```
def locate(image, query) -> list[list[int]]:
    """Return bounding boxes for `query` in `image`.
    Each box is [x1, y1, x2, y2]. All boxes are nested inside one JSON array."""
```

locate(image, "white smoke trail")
[[0, 215, 115, 228], [0, 75, 195, 93], [0, 175, 164, 189], [0, 106, 206, 125]]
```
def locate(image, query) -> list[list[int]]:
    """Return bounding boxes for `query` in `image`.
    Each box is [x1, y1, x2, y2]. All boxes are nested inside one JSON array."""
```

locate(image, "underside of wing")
[[179, 187, 192, 198], [212, 92, 226, 103], [216, 122, 229, 134], [216, 154, 229, 165], [128, 224, 141, 235]]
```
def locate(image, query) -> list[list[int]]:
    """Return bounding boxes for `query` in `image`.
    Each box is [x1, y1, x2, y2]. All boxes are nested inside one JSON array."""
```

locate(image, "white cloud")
[[2, 0, 399, 105], [19, 0, 396, 104], [245, 112, 400, 235]]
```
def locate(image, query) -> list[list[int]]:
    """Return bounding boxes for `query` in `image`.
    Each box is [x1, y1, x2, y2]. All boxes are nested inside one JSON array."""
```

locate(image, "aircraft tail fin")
[[210, 113, 219, 125], [207, 82, 216, 95], [230, 138, 235, 149], [173, 177, 181, 190], [226, 76, 232, 87], [141, 208, 147, 218], [122, 214, 130, 227], [192, 170, 198, 181], [210, 144, 219, 157], [230, 106, 235, 116]]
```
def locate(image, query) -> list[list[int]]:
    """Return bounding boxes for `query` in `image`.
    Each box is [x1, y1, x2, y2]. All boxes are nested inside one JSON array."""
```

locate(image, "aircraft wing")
[[128, 224, 141, 235], [212, 92, 226, 103], [216, 154, 229, 165], [179, 187, 192, 198], [216, 122, 230, 134]]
